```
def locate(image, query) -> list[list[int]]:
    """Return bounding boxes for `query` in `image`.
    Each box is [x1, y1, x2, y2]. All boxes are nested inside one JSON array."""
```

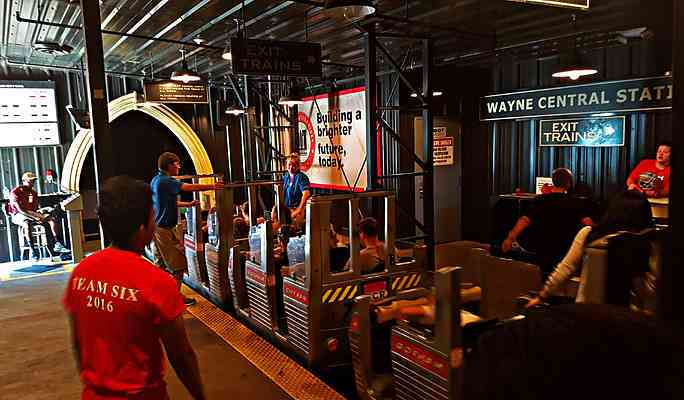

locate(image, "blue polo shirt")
[[283, 172, 311, 209], [151, 170, 183, 228]]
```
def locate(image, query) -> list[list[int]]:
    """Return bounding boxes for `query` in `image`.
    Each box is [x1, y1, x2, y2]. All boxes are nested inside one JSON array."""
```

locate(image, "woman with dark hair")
[[526, 190, 653, 308]]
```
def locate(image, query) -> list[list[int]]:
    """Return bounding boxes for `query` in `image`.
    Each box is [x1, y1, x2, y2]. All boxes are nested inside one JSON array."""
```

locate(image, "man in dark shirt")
[[283, 154, 311, 226], [502, 168, 593, 275], [9, 171, 67, 259], [151, 152, 223, 305]]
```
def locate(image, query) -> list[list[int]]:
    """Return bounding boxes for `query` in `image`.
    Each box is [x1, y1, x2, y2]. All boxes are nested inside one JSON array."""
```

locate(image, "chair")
[[578, 228, 660, 311], [20, 224, 52, 261], [475, 248, 542, 319], [435, 240, 491, 286]]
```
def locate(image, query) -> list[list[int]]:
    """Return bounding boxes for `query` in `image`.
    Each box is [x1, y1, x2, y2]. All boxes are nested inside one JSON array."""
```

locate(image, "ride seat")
[[578, 229, 659, 312], [476, 249, 541, 319], [435, 241, 491, 285]]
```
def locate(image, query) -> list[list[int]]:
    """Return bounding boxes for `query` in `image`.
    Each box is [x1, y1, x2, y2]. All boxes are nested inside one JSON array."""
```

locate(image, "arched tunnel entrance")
[[61, 93, 214, 241]]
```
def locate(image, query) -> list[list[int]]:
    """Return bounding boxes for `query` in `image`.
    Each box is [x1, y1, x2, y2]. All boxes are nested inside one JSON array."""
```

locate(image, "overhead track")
[[15, 12, 225, 52]]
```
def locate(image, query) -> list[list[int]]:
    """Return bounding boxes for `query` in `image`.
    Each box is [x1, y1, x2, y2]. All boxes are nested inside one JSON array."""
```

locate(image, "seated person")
[[525, 190, 654, 310], [233, 217, 250, 239], [502, 168, 593, 275], [280, 225, 306, 280], [345, 217, 386, 274], [240, 201, 265, 225], [329, 224, 350, 273], [375, 292, 482, 326], [626, 141, 671, 198], [8, 172, 68, 259]]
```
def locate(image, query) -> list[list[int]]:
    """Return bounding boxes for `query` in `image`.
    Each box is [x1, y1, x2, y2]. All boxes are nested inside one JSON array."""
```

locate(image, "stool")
[[20, 225, 52, 261]]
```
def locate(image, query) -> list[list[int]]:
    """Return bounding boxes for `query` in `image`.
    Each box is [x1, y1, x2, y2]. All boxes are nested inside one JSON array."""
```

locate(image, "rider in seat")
[[345, 217, 385, 274]]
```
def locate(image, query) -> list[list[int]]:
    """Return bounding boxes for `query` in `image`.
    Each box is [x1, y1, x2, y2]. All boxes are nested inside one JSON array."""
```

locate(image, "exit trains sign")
[[506, 0, 590, 10]]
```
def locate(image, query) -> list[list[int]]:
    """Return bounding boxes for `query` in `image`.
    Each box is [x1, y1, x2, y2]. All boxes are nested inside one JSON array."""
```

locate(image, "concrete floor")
[[0, 273, 291, 400]]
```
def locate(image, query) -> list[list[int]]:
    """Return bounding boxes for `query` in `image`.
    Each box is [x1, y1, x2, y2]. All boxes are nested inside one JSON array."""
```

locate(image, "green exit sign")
[[506, 0, 590, 10]]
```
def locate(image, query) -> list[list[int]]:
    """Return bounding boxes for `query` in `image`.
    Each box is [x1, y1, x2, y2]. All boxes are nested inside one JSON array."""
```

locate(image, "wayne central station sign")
[[480, 76, 672, 121]]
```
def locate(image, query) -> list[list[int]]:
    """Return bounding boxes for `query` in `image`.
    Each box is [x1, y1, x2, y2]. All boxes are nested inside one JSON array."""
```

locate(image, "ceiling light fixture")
[[411, 91, 444, 98], [323, 0, 376, 22], [225, 105, 246, 115], [278, 85, 304, 107], [171, 49, 201, 83], [222, 46, 232, 61], [193, 36, 206, 45], [552, 15, 598, 81]]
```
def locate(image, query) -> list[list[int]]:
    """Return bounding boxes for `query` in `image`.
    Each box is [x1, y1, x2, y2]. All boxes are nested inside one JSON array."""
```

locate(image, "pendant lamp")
[[552, 15, 598, 81], [171, 49, 201, 83], [323, 0, 376, 22], [278, 85, 304, 107], [552, 50, 597, 80], [225, 105, 246, 115]]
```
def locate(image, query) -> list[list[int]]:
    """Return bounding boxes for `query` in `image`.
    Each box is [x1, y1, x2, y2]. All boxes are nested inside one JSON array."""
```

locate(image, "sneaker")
[[31, 252, 40, 262], [53, 242, 70, 254], [183, 296, 197, 306]]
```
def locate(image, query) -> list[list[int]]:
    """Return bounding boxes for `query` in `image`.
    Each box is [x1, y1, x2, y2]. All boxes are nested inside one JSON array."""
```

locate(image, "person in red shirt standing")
[[63, 176, 206, 400], [627, 142, 671, 198], [8, 171, 68, 259]]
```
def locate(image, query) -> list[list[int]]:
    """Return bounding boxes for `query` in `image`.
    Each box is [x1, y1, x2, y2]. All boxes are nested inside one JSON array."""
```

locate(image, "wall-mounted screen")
[[0, 80, 60, 147]]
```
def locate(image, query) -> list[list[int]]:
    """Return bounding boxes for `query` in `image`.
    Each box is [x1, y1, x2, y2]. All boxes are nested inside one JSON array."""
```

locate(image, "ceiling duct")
[[32, 41, 74, 56]]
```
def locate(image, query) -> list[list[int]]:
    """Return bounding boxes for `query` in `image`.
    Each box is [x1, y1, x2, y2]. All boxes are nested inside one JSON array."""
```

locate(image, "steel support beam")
[[374, 40, 428, 105], [660, 0, 683, 325], [80, 0, 113, 247], [79, 4, 113, 186], [378, 117, 427, 170], [365, 24, 378, 191], [248, 81, 293, 124], [422, 38, 434, 272]]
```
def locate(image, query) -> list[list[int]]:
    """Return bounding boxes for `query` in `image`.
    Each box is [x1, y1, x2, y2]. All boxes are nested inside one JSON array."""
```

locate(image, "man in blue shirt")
[[151, 152, 223, 305], [283, 154, 311, 225]]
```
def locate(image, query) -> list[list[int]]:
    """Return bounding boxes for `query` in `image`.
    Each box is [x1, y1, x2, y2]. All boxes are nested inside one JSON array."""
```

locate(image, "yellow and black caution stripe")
[[184, 288, 345, 400], [391, 273, 422, 291], [322, 284, 359, 303]]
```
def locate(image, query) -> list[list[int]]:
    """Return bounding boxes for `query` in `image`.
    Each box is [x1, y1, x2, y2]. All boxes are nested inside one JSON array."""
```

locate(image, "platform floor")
[[0, 273, 292, 400]]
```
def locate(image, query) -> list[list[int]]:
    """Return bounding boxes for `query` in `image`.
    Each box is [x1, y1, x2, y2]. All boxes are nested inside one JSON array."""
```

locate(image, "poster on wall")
[[539, 116, 625, 147], [298, 87, 367, 191], [433, 137, 454, 166], [0, 80, 60, 147]]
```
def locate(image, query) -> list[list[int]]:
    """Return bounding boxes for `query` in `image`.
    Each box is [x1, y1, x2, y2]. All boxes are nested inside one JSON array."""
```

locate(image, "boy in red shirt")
[[63, 176, 206, 399], [627, 142, 671, 198]]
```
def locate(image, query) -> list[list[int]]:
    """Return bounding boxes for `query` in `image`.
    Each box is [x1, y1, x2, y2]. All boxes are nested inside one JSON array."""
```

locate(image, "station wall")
[[489, 40, 672, 201]]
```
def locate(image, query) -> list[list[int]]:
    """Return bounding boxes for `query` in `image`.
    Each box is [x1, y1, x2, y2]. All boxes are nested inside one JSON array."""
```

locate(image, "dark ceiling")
[[0, 0, 671, 82]]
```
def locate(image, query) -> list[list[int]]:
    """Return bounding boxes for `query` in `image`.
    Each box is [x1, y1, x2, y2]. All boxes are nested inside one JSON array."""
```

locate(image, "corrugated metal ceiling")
[[0, 0, 665, 82]]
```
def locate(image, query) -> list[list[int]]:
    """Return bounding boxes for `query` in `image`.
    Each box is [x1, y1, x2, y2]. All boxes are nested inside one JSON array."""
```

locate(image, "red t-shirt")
[[8, 185, 38, 215], [63, 247, 185, 399], [628, 159, 670, 197]]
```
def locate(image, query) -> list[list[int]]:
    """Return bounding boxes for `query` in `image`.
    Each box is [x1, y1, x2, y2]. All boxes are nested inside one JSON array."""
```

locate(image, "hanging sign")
[[481, 76, 672, 121], [231, 38, 322, 77], [433, 137, 454, 166], [505, 0, 589, 10], [539, 116, 625, 147], [298, 87, 367, 191], [144, 81, 208, 104]]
